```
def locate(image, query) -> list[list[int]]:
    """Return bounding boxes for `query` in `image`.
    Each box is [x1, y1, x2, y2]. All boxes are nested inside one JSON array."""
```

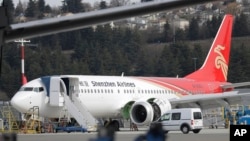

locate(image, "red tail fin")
[[185, 14, 233, 82]]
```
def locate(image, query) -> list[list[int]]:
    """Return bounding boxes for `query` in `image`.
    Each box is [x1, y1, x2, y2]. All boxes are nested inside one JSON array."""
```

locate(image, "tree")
[[156, 45, 177, 76], [25, 0, 36, 18], [3, 0, 15, 23], [228, 44, 248, 82], [100, 1, 107, 9], [37, 0, 45, 18], [175, 28, 186, 41], [44, 5, 52, 13], [233, 13, 249, 37], [162, 20, 172, 42], [134, 50, 152, 76], [188, 17, 199, 40], [208, 15, 222, 38], [15, 0, 24, 17], [61, 0, 84, 13]]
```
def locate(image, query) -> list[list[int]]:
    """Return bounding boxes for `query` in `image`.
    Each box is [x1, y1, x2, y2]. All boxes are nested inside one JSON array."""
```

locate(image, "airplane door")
[[49, 76, 64, 107], [68, 78, 80, 100]]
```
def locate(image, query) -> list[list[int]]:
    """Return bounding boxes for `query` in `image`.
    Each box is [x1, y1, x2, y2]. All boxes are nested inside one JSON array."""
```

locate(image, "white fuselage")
[[11, 75, 181, 119]]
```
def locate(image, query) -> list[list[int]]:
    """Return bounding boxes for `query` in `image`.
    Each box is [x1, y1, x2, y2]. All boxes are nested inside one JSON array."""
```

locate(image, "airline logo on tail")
[[185, 14, 233, 82], [214, 45, 227, 81]]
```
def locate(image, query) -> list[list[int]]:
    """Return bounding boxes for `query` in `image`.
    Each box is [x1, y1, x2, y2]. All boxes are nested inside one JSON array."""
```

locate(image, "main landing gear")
[[104, 119, 120, 131]]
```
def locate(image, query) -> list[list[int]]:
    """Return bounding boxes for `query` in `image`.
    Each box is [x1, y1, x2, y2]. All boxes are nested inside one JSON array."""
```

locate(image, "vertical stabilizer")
[[185, 14, 233, 82]]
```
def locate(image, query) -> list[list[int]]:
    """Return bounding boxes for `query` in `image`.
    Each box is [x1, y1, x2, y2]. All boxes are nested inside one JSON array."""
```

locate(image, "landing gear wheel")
[[103, 120, 120, 131], [110, 120, 120, 131]]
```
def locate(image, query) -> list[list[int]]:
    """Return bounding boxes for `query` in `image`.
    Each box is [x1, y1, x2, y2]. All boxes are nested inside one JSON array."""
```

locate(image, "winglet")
[[185, 14, 233, 82]]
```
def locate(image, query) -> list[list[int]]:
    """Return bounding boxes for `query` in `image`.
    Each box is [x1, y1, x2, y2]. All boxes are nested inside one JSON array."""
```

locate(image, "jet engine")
[[130, 98, 171, 125]]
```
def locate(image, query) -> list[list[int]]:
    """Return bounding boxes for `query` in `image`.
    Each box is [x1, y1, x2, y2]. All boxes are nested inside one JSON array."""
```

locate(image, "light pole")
[[15, 39, 30, 85], [192, 57, 197, 71]]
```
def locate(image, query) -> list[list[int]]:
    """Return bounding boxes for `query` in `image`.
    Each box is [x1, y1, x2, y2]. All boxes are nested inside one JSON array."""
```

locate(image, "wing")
[[221, 82, 250, 90], [3, 0, 219, 43], [169, 91, 250, 109]]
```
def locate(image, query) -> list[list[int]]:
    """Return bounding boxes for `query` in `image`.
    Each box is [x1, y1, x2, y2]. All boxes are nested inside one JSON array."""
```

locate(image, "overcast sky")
[[12, 0, 141, 7]]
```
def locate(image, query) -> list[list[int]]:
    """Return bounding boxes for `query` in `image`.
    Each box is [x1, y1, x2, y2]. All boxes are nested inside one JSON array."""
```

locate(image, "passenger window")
[[160, 113, 170, 121], [171, 113, 181, 120]]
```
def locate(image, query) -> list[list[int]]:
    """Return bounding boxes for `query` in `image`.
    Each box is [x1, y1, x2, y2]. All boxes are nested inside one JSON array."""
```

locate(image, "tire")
[[193, 129, 201, 134], [181, 125, 190, 134], [111, 120, 120, 131]]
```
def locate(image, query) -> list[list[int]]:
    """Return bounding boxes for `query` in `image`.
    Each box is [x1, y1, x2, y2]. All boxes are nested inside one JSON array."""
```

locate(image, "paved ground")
[[11, 128, 230, 141]]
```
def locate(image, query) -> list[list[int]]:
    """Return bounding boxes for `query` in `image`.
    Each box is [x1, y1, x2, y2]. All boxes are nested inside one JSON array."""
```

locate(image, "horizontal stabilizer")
[[221, 82, 250, 89]]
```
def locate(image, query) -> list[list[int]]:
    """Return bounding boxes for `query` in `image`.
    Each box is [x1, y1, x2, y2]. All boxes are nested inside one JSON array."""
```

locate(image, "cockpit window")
[[39, 87, 44, 92], [34, 87, 39, 92], [19, 87, 44, 92]]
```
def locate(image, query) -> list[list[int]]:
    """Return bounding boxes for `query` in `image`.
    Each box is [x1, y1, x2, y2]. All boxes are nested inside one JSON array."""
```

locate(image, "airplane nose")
[[10, 92, 31, 113]]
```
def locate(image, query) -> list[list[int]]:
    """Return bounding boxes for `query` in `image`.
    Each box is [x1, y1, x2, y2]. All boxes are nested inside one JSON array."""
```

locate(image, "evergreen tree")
[[188, 17, 199, 40], [100, 1, 107, 9], [175, 28, 186, 41], [134, 49, 156, 76], [228, 44, 248, 82], [44, 5, 52, 13], [37, 0, 45, 18], [208, 15, 222, 38], [156, 45, 173, 76], [64, 0, 85, 13], [3, 0, 15, 23], [72, 39, 88, 61], [15, 0, 24, 17], [191, 44, 206, 70], [233, 13, 249, 37], [25, 0, 36, 18], [162, 20, 172, 42]]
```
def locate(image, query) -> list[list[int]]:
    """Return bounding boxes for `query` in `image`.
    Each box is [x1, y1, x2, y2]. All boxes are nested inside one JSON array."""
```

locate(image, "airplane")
[[10, 14, 250, 131]]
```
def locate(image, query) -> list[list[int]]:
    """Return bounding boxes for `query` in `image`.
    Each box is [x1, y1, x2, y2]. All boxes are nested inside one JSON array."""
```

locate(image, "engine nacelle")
[[130, 99, 171, 125]]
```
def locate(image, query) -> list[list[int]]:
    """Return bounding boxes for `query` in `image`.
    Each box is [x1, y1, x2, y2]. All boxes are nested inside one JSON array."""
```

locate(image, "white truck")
[[151, 108, 203, 134]]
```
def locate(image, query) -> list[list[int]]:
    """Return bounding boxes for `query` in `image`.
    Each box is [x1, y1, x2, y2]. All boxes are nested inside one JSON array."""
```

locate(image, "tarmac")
[[12, 127, 229, 141]]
